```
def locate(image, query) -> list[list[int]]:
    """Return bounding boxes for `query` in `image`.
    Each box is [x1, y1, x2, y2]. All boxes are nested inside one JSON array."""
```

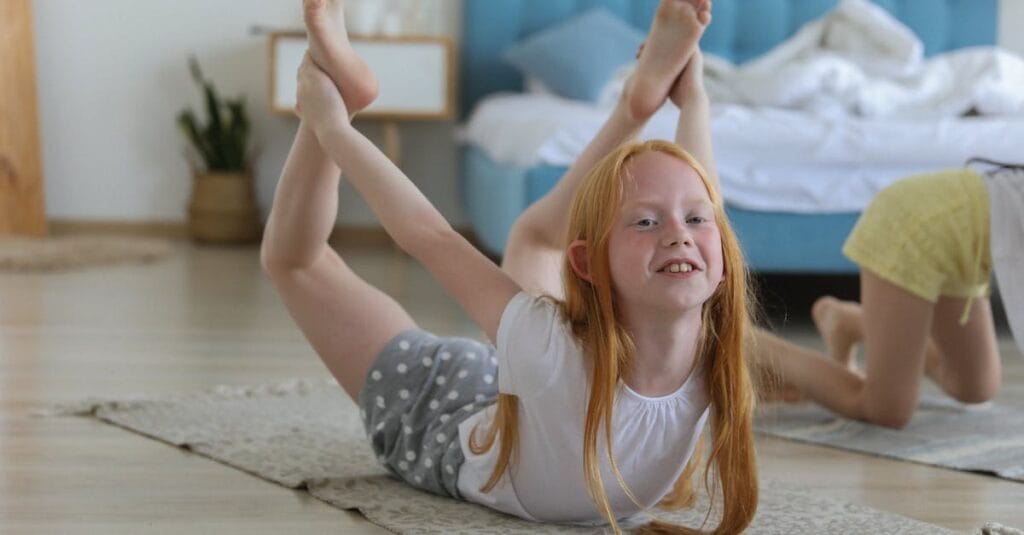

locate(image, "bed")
[[457, 0, 1014, 274]]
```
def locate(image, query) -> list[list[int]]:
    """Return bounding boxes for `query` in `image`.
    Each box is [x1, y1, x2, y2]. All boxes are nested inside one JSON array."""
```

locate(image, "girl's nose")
[[662, 224, 694, 248], [664, 237, 694, 247]]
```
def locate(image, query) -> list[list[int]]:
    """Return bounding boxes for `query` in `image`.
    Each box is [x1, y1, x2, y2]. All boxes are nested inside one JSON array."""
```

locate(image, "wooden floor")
[[2, 240, 1022, 534]]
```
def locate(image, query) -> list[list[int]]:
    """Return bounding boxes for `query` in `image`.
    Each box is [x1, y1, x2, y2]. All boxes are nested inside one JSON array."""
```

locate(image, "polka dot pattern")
[[358, 329, 500, 499]]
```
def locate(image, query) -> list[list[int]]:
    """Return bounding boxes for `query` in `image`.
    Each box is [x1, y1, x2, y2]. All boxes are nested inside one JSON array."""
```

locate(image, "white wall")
[[33, 0, 463, 227], [32, 0, 1024, 227]]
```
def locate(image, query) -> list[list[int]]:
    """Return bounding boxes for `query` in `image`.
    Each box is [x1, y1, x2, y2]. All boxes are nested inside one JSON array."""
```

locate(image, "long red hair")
[[470, 140, 758, 534]]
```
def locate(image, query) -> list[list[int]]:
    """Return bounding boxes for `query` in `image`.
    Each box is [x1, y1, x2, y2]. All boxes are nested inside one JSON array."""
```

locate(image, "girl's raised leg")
[[260, 1, 419, 402], [625, 0, 711, 120], [303, 0, 378, 113], [262, 124, 417, 401]]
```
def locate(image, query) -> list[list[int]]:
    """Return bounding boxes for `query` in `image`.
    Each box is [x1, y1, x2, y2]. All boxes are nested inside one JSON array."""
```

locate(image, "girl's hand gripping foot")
[[296, 53, 351, 132], [625, 0, 712, 121], [303, 0, 379, 115]]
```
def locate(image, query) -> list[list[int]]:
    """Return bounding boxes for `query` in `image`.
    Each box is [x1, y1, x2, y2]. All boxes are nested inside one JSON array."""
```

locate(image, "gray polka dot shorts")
[[357, 329, 499, 498]]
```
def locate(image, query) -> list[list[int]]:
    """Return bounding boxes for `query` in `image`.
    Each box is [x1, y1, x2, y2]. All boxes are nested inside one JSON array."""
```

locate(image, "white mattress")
[[460, 94, 1024, 213]]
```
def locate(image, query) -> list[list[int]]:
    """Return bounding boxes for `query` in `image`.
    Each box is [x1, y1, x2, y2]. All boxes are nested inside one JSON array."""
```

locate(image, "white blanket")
[[460, 95, 1024, 212], [593, 0, 1024, 117], [461, 0, 1024, 213], [701, 0, 1024, 117]]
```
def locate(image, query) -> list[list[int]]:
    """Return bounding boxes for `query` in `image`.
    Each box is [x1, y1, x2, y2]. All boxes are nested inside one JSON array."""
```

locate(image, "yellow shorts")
[[843, 169, 991, 303]]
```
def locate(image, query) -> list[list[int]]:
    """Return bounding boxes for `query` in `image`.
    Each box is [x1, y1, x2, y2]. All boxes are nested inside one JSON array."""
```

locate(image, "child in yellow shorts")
[[751, 160, 1024, 429]]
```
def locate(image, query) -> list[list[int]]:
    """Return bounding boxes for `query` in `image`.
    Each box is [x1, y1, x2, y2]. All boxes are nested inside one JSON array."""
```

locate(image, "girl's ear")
[[567, 240, 594, 283]]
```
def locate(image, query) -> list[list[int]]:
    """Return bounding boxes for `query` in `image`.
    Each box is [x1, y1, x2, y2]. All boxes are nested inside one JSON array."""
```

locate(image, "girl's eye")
[[636, 218, 656, 228], [686, 216, 707, 224]]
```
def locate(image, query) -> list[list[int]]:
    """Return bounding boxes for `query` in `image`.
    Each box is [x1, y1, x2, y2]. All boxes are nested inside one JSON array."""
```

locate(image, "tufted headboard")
[[460, 0, 997, 116]]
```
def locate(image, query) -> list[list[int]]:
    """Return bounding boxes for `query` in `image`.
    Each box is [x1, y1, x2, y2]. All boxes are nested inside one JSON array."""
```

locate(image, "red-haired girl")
[[263, 1, 757, 532]]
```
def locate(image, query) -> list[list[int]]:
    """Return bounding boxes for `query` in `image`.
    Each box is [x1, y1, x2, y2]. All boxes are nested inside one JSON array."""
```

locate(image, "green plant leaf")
[[177, 110, 216, 168], [177, 56, 250, 172]]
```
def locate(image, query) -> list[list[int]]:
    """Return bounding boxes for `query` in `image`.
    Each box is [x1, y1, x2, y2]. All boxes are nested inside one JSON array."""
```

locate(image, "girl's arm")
[[672, 52, 720, 191], [502, 99, 646, 299], [298, 57, 520, 342]]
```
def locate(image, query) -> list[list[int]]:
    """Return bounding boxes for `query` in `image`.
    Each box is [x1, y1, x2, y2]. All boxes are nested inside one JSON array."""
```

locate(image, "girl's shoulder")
[[496, 292, 582, 396], [502, 292, 571, 331]]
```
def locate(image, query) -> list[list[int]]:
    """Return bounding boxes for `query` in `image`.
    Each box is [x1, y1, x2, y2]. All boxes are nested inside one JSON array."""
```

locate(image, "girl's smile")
[[608, 150, 724, 316]]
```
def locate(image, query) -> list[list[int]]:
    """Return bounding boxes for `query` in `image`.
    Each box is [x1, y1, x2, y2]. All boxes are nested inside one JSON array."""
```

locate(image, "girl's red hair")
[[471, 140, 758, 534]]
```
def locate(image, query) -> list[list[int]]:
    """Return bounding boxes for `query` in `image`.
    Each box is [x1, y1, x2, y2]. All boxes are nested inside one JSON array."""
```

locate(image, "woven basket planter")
[[188, 171, 261, 244]]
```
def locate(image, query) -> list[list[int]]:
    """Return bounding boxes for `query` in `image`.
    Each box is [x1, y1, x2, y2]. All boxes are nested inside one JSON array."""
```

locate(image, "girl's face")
[[606, 151, 725, 316]]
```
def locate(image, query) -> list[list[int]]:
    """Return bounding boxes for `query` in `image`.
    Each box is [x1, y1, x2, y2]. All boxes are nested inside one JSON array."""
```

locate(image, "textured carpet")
[[756, 392, 1024, 483], [0, 235, 171, 272], [46, 378, 990, 535]]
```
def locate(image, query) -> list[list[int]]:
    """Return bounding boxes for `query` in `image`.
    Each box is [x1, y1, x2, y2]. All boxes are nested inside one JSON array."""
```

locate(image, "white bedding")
[[461, 0, 1024, 214], [460, 94, 1024, 213], [595, 0, 1024, 118], [699, 0, 1024, 118]]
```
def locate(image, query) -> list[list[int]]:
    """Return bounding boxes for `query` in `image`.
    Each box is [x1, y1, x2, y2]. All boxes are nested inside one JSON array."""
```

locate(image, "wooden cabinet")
[[268, 33, 456, 165], [0, 0, 47, 236], [269, 33, 456, 120]]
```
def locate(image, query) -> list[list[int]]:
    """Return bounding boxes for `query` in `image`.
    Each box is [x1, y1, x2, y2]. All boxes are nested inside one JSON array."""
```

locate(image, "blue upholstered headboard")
[[460, 0, 997, 116]]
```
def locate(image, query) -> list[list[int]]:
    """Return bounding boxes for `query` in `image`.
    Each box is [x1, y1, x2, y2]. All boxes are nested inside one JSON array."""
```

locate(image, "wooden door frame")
[[1, 0, 48, 236]]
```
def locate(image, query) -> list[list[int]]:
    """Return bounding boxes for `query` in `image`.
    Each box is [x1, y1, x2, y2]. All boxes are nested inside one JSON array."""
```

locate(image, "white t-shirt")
[[456, 292, 711, 524], [985, 168, 1024, 355]]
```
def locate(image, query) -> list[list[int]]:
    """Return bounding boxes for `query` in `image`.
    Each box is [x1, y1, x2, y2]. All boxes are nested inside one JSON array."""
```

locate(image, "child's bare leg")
[[746, 332, 806, 403], [811, 296, 863, 371], [925, 296, 1001, 403], [747, 328, 865, 410], [262, 123, 416, 401], [624, 0, 711, 121], [856, 270, 938, 427], [748, 271, 937, 428], [303, 0, 379, 114]]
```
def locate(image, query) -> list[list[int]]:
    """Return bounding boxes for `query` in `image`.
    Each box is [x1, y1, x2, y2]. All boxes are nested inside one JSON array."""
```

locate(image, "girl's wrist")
[[313, 117, 356, 144], [613, 94, 649, 128]]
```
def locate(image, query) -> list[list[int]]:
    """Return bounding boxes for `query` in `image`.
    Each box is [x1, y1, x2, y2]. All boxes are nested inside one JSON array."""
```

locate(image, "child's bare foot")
[[812, 296, 862, 371], [624, 0, 711, 121], [303, 0, 379, 114]]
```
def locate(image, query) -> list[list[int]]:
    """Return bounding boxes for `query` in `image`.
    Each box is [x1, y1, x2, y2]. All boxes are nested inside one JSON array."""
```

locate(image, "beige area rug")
[[756, 390, 1024, 483], [45, 378, 1016, 535], [0, 235, 172, 272]]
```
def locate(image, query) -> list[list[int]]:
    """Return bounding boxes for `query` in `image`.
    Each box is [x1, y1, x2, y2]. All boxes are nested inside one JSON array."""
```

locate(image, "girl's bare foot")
[[812, 296, 862, 371], [624, 0, 711, 121], [303, 0, 379, 114]]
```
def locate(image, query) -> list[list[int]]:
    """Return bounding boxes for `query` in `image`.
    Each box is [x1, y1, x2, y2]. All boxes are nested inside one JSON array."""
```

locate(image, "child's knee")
[[948, 379, 999, 405], [861, 399, 915, 429]]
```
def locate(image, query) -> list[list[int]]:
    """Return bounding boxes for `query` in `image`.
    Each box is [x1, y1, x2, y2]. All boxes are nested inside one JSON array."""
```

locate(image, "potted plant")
[[177, 56, 260, 243]]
